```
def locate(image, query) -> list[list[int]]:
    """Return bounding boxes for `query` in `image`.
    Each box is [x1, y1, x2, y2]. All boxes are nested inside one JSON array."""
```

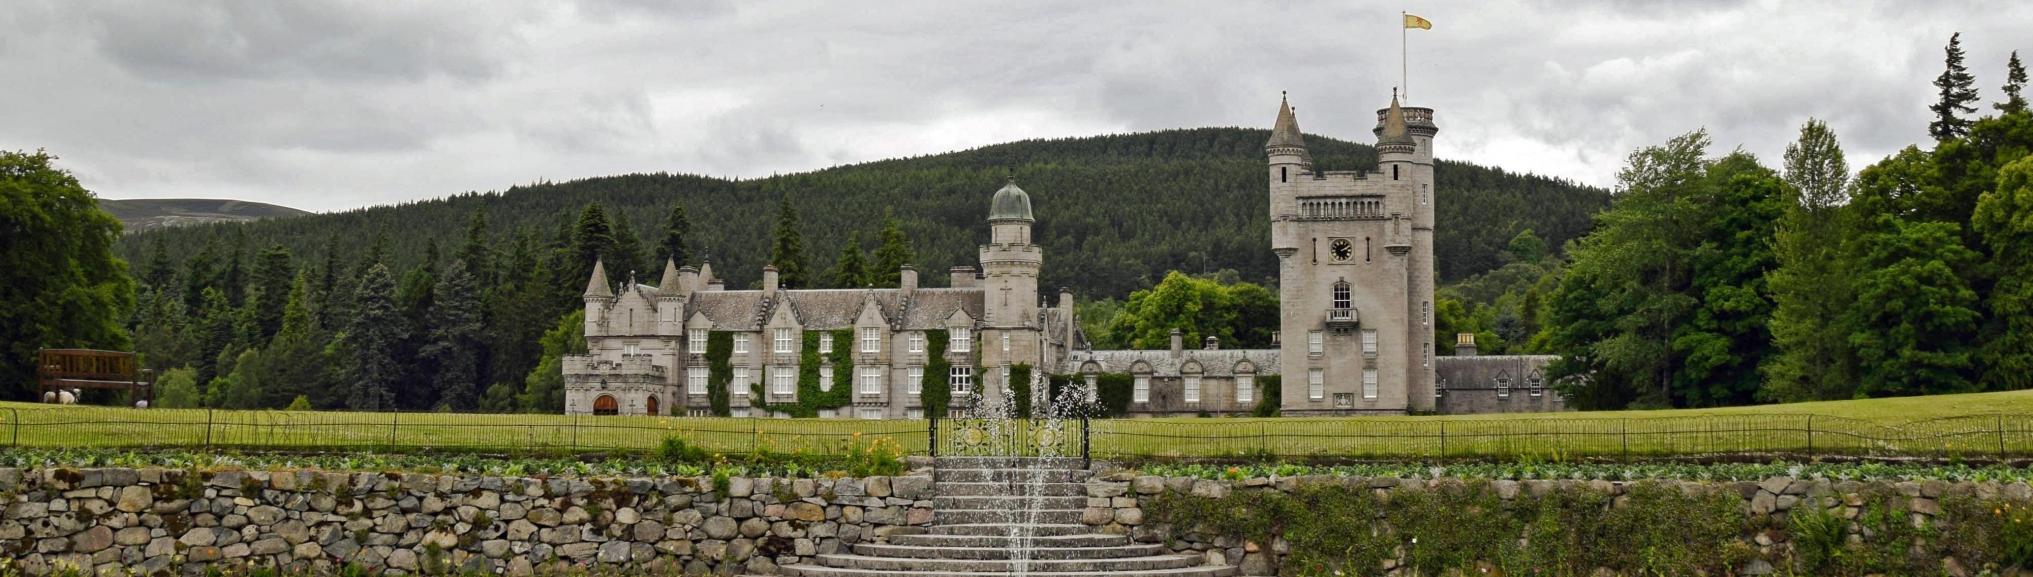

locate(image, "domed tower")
[[980, 177, 1043, 409]]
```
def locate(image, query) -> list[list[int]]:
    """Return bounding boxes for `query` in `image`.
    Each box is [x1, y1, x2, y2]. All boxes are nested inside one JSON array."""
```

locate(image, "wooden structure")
[[36, 349, 154, 406]]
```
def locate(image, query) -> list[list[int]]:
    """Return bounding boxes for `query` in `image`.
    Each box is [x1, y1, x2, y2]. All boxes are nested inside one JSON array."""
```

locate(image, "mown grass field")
[[3, 390, 2032, 461]]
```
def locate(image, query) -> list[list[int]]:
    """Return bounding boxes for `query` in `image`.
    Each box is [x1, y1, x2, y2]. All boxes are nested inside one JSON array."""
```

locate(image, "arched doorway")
[[645, 395, 660, 416], [593, 395, 618, 416]]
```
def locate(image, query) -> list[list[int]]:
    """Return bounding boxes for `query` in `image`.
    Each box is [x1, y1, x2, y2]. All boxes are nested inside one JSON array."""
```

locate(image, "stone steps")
[[809, 552, 1206, 572], [853, 542, 1167, 560], [934, 495, 1089, 510], [936, 508, 1086, 525], [935, 481, 1088, 496], [779, 566, 1238, 577], [886, 533, 1131, 548], [937, 468, 1090, 483], [924, 523, 1096, 537]]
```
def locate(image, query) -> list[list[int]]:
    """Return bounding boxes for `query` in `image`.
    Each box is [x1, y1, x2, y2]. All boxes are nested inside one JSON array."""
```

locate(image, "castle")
[[564, 93, 1561, 417]]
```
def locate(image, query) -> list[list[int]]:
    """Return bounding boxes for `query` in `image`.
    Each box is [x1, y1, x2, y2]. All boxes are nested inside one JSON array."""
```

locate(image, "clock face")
[[1329, 238, 1354, 262]]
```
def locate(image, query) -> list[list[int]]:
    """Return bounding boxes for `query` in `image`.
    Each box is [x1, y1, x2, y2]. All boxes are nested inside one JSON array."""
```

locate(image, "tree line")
[[1444, 37, 2033, 409]]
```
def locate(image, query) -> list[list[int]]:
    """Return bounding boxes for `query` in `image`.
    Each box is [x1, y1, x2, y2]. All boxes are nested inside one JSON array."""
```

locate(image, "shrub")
[[1788, 496, 1848, 574], [656, 436, 708, 463], [154, 366, 202, 408]]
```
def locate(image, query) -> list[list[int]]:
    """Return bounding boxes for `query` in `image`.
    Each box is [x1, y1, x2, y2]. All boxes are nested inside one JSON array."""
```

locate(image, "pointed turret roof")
[[1265, 92, 1307, 149], [584, 258, 613, 298], [656, 258, 682, 297], [1379, 91, 1414, 147]]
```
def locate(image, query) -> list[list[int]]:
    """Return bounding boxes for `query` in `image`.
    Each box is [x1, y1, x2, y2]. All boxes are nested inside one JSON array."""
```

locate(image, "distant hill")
[[100, 199, 310, 233], [120, 128, 1609, 299]]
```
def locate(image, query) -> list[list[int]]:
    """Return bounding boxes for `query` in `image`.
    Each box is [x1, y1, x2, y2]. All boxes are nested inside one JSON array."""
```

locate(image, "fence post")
[[204, 408, 215, 449], [751, 418, 759, 455], [1081, 416, 1092, 469], [1620, 419, 1629, 462], [1438, 421, 1447, 460], [571, 414, 580, 453], [1806, 415, 1815, 456], [8, 408, 17, 447], [389, 411, 399, 448], [1999, 414, 2008, 460], [928, 416, 939, 458]]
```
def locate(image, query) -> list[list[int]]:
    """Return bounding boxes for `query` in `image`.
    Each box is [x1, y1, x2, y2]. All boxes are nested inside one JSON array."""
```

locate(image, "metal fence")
[[4, 405, 2032, 462]]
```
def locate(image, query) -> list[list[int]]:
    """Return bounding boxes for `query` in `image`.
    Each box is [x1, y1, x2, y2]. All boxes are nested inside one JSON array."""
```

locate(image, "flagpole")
[[1401, 11, 1409, 103]]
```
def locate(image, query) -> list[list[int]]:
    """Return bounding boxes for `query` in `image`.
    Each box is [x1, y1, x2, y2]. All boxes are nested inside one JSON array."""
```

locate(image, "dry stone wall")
[[0, 467, 935, 576], [1080, 471, 2033, 576]]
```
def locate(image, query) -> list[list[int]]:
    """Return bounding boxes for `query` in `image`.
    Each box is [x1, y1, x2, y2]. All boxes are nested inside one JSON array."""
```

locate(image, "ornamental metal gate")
[[929, 417, 1089, 461]]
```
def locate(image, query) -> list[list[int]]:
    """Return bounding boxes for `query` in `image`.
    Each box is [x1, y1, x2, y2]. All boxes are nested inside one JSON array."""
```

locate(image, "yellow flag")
[[1404, 13, 1433, 30]]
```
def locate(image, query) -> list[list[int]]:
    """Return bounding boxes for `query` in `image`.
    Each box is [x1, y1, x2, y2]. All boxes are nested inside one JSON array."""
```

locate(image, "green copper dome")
[[988, 178, 1033, 221]]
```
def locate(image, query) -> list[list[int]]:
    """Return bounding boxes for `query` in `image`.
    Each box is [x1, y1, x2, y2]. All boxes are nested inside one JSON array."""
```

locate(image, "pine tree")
[[2000, 51, 2028, 115], [570, 203, 617, 292], [425, 262, 485, 411], [1930, 33, 1981, 141], [183, 239, 217, 311], [347, 264, 401, 411], [612, 216, 647, 283], [829, 231, 871, 288], [455, 210, 494, 287], [1847, 216, 1981, 397], [1973, 156, 2033, 389], [1764, 119, 1859, 402], [144, 239, 177, 293], [655, 202, 691, 267], [243, 244, 293, 344], [872, 213, 914, 287], [518, 309, 584, 412], [770, 198, 811, 288]]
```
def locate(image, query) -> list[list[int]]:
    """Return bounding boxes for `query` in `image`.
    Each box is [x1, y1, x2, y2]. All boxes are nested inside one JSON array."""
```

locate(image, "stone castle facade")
[[565, 93, 1559, 417]]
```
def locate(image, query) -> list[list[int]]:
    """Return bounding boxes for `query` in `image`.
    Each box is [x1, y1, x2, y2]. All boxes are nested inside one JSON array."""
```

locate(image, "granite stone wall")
[[1079, 471, 2033, 576], [0, 467, 934, 576]]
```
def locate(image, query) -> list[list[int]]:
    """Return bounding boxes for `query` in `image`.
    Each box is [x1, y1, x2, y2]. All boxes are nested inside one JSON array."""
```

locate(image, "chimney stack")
[[949, 266, 978, 288], [1170, 329, 1184, 359], [1455, 332, 1478, 357], [1205, 336, 1220, 350], [762, 265, 779, 295], [899, 265, 917, 291], [678, 266, 699, 294]]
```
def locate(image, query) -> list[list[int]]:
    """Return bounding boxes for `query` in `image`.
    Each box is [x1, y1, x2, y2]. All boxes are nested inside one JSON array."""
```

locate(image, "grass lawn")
[[2, 390, 2031, 461]]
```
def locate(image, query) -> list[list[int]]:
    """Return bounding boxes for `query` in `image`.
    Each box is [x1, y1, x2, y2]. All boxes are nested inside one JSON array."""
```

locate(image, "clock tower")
[[1269, 91, 1438, 415]]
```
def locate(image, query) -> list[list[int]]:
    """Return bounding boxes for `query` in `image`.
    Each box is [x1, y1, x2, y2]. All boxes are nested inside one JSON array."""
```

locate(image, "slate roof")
[[683, 288, 984, 331], [1435, 355, 1558, 389], [1067, 348, 1279, 377]]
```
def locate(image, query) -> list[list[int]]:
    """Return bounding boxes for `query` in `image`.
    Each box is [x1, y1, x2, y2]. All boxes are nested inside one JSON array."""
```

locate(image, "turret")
[[1265, 92, 1309, 185], [656, 258, 686, 336], [584, 258, 613, 337]]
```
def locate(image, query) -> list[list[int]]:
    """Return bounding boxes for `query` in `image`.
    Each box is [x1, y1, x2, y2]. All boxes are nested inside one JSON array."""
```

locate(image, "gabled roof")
[[683, 287, 986, 331], [1068, 348, 1281, 377]]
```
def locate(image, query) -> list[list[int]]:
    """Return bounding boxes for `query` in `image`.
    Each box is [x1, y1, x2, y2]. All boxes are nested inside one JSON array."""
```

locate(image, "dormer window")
[[819, 332, 833, 354], [1496, 373, 1512, 398]]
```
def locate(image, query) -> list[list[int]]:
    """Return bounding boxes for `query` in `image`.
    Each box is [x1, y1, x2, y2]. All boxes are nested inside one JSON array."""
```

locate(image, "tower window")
[[1365, 237, 1372, 262], [1393, 165, 1400, 180], [1362, 368, 1379, 399], [1308, 368, 1325, 400], [1332, 281, 1350, 310], [1281, 166, 1288, 183]]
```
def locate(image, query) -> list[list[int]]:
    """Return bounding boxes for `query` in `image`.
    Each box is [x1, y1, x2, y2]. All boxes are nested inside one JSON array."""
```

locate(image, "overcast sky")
[[3, 0, 2028, 212]]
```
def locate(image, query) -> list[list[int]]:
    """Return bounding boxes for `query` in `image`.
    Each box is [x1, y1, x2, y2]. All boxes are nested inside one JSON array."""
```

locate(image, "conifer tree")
[[455, 210, 493, 287], [244, 244, 293, 344], [143, 239, 177, 292], [1973, 157, 2033, 389], [655, 202, 691, 267], [347, 264, 401, 411], [872, 213, 914, 287], [570, 203, 617, 292], [612, 216, 647, 282], [2000, 51, 2028, 115], [770, 198, 811, 288], [426, 262, 485, 411], [829, 231, 871, 288], [1930, 33, 1981, 141], [1764, 119, 1859, 401]]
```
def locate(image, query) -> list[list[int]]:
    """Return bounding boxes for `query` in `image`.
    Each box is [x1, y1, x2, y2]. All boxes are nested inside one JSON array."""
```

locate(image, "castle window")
[[1183, 374, 1202, 404], [861, 328, 880, 353], [624, 342, 640, 356], [771, 367, 794, 396], [858, 367, 883, 396], [1423, 301, 1431, 327], [732, 407, 751, 418], [689, 329, 706, 354], [858, 407, 883, 420], [1362, 330, 1378, 357], [1307, 368, 1325, 400], [1307, 331, 1324, 355], [734, 334, 750, 354], [820, 332, 834, 354], [907, 367, 923, 395], [908, 332, 924, 353], [774, 328, 793, 353], [1393, 164, 1400, 180], [688, 370, 707, 395], [1002, 333, 1011, 354], [733, 368, 750, 396], [1496, 373, 1512, 398], [1281, 166, 1288, 183], [820, 365, 834, 391], [951, 328, 972, 352], [1528, 371, 1544, 397], [1362, 368, 1379, 399], [1365, 237, 1372, 262], [950, 366, 973, 395], [1332, 281, 1350, 310], [1236, 373, 1255, 404], [1423, 345, 1430, 368], [1133, 374, 1150, 403]]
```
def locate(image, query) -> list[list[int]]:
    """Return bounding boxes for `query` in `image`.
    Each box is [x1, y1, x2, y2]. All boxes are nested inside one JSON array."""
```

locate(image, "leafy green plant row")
[[1129, 459, 2033, 483], [1147, 480, 2033, 576], [0, 447, 902, 480]]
